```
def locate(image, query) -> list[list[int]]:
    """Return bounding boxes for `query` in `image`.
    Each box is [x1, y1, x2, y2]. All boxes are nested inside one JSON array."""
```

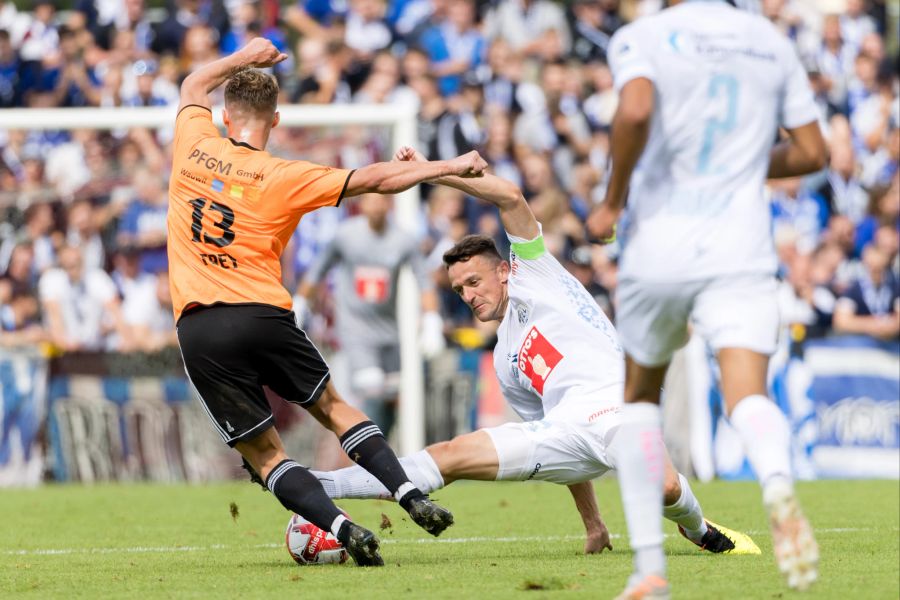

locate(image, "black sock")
[[339, 421, 425, 509], [265, 459, 345, 535]]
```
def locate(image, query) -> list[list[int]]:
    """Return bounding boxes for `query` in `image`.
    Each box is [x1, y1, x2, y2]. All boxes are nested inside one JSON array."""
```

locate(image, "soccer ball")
[[285, 513, 348, 565]]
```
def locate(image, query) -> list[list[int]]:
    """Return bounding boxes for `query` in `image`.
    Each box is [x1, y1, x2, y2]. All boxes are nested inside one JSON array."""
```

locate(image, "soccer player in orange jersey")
[[167, 38, 487, 566]]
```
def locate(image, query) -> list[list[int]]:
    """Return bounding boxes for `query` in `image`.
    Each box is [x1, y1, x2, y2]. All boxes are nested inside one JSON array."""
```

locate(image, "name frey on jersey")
[[188, 149, 232, 175]]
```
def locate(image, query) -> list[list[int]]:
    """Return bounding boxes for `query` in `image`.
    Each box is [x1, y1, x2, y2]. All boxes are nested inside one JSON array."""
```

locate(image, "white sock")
[[312, 450, 445, 501], [729, 394, 794, 499], [329, 514, 348, 538], [610, 402, 666, 578], [663, 473, 708, 543]]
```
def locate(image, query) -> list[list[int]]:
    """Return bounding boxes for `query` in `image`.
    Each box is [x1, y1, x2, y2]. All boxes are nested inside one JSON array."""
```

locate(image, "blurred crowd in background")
[[0, 0, 897, 359]]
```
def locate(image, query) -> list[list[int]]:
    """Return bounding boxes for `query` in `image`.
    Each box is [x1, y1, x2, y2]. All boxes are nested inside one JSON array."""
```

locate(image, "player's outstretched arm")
[[393, 146, 540, 241], [767, 121, 827, 179], [177, 37, 287, 112], [567, 481, 613, 555], [585, 77, 654, 243], [342, 150, 487, 198]]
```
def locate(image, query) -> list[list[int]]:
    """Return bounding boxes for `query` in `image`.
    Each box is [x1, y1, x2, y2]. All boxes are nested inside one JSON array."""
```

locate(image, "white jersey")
[[608, 2, 819, 281], [493, 228, 624, 422]]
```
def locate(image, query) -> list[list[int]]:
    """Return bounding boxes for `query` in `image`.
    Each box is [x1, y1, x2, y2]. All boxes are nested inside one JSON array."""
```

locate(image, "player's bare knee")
[[426, 441, 455, 474]]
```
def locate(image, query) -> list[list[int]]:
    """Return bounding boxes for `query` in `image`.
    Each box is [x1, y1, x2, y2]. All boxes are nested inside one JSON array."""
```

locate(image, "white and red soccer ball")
[[285, 513, 348, 565]]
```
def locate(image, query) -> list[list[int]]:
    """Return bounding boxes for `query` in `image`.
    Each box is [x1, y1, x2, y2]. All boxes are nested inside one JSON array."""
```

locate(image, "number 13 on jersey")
[[189, 197, 239, 269]]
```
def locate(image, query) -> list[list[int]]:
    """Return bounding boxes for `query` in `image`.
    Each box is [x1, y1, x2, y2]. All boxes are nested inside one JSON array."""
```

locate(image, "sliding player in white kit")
[[313, 146, 760, 559], [586, 1, 828, 597]]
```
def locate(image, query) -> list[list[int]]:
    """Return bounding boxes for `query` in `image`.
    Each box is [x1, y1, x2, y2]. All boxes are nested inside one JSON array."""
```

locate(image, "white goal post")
[[0, 104, 426, 455]]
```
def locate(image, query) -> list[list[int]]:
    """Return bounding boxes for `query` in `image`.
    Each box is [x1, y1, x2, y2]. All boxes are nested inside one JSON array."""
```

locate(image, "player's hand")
[[392, 146, 427, 163], [448, 151, 488, 178], [584, 523, 613, 554], [586, 203, 620, 245], [240, 37, 288, 68]]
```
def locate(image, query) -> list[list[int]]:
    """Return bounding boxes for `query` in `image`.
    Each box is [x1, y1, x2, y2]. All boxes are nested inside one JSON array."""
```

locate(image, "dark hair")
[[224, 68, 278, 116], [443, 234, 502, 268]]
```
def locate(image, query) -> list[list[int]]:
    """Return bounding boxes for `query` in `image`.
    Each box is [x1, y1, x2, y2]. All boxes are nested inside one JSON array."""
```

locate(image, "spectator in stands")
[[419, 0, 484, 97], [484, 0, 571, 61], [854, 174, 900, 255], [817, 135, 869, 223], [815, 14, 853, 111], [290, 37, 348, 104], [481, 107, 521, 188], [121, 59, 176, 107], [0, 202, 56, 276], [833, 244, 900, 340], [152, 0, 229, 57], [840, 0, 877, 50], [17, 0, 58, 64], [481, 39, 524, 114], [0, 282, 44, 346], [851, 61, 898, 157], [283, 0, 347, 42], [0, 29, 21, 107], [1, 242, 36, 297], [117, 169, 167, 274], [335, 0, 391, 94], [38, 24, 101, 108], [568, 0, 623, 63], [38, 245, 125, 351], [65, 199, 103, 272], [120, 271, 176, 352], [770, 177, 830, 255], [83, 0, 154, 54]]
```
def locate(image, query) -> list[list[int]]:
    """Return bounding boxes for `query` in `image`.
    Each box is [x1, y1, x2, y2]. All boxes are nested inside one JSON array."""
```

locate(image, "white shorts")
[[483, 399, 622, 485], [616, 274, 779, 367]]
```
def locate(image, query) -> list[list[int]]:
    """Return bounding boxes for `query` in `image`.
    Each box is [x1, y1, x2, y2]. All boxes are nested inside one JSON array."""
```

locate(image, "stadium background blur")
[[0, 0, 897, 487]]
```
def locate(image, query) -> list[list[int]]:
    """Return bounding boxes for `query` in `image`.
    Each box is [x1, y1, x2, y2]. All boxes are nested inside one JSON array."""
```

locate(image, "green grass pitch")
[[2, 479, 898, 598]]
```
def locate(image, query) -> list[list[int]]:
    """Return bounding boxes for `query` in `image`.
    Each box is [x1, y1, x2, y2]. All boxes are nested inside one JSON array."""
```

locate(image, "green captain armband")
[[510, 235, 546, 259]]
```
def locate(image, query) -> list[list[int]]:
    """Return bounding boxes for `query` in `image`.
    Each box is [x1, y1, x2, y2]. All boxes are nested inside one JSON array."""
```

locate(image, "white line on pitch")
[[2, 527, 890, 557]]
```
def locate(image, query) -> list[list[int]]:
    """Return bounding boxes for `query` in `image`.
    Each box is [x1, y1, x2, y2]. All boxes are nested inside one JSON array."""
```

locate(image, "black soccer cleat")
[[405, 495, 455, 537], [343, 523, 384, 567], [689, 522, 736, 553]]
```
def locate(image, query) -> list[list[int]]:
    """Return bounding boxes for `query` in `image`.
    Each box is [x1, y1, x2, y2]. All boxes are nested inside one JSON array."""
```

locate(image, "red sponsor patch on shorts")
[[517, 326, 563, 395]]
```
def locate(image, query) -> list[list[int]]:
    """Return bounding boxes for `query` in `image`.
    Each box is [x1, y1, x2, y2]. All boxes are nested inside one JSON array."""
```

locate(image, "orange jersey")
[[167, 105, 352, 321]]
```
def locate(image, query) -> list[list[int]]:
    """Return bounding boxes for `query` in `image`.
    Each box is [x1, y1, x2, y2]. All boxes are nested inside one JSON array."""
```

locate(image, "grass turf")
[[1, 479, 897, 599]]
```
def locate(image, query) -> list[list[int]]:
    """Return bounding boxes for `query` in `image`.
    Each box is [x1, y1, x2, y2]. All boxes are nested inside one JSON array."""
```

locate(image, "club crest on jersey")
[[517, 326, 563, 395], [516, 303, 529, 325]]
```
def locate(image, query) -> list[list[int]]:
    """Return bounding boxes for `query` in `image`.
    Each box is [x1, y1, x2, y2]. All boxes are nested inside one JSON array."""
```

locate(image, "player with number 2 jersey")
[[586, 3, 828, 597]]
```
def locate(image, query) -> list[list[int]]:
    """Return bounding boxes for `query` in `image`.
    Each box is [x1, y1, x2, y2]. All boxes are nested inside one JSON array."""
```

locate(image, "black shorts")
[[177, 303, 330, 447]]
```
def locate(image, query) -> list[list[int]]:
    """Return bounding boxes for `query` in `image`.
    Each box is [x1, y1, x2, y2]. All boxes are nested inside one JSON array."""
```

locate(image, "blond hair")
[[224, 68, 279, 116]]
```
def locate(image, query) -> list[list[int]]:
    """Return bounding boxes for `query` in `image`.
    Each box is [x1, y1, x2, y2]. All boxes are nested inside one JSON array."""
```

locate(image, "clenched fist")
[[240, 37, 289, 69], [448, 150, 488, 178]]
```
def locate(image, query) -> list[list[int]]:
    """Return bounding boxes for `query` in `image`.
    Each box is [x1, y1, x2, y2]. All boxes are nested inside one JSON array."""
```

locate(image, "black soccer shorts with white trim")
[[177, 303, 330, 446]]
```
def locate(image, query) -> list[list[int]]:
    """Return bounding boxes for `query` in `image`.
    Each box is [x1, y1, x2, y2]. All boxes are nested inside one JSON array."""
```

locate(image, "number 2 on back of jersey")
[[697, 74, 738, 175], [189, 198, 235, 247]]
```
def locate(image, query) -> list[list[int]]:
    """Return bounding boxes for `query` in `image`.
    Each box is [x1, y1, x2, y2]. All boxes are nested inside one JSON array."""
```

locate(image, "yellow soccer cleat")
[[678, 519, 762, 555]]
